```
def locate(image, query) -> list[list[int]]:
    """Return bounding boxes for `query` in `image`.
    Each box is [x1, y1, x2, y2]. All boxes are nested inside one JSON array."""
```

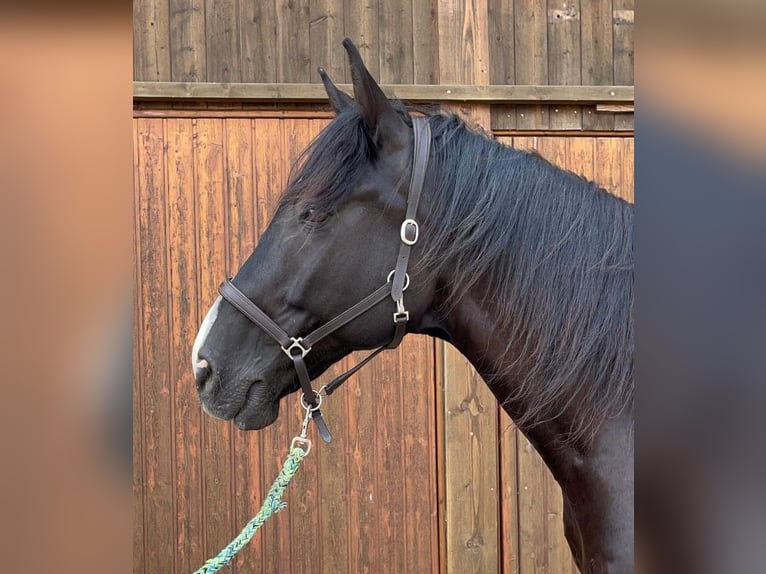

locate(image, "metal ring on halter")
[[300, 390, 323, 411], [386, 270, 410, 291]]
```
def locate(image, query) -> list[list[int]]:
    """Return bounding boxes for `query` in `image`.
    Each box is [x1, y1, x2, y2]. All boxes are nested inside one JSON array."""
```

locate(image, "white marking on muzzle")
[[192, 296, 222, 371]]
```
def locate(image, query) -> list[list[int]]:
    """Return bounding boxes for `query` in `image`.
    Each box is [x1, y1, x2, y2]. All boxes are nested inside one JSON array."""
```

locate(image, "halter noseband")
[[218, 117, 431, 443]]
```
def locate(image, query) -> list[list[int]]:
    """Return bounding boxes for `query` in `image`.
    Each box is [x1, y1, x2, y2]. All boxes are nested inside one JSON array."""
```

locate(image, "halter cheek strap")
[[218, 117, 431, 443]]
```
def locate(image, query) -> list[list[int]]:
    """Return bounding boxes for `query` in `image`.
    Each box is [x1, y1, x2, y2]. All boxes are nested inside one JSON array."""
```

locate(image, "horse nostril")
[[194, 359, 213, 392]]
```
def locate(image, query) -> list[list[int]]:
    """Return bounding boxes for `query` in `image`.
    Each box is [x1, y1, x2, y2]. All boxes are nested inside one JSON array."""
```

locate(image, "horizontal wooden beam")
[[596, 104, 635, 113], [133, 82, 634, 104]]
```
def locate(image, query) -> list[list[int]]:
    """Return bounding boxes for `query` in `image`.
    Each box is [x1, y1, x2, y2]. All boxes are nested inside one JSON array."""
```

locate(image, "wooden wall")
[[133, 0, 634, 130], [133, 112, 633, 574], [133, 0, 633, 87]]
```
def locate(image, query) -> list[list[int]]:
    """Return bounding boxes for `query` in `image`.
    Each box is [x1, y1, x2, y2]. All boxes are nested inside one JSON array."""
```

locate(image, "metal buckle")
[[400, 219, 419, 246], [282, 337, 311, 358], [386, 270, 410, 291]]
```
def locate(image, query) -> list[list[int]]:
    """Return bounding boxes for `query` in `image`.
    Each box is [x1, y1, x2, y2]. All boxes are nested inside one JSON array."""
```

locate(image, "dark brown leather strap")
[[219, 279, 292, 348], [391, 117, 431, 303], [302, 282, 392, 348]]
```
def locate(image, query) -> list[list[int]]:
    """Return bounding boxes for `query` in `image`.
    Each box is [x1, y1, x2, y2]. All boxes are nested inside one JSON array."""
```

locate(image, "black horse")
[[192, 39, 633, 573]]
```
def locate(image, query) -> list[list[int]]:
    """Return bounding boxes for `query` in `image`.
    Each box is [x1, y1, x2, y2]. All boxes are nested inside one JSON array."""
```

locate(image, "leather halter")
[[218, 117, 431, 444]]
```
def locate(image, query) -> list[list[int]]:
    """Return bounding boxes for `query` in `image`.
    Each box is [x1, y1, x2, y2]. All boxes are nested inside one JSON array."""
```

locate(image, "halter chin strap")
[[218, 117, 431, 444]]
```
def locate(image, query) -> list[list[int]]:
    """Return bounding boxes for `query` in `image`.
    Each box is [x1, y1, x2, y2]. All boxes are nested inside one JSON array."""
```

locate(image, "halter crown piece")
[[218, 117, 431, 443]]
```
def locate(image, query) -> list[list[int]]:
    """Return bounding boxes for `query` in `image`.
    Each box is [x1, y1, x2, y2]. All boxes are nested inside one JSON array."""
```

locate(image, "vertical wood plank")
[[514, 0, 548, 129], [133, 0, 171, 81], [489, 0, 516, 130], [343, 0, 380, 83], [240, 0, 278, 82], [613, 1, 634, 131], [595, 136, 624, 200], [536, 137, 568, 173], [398, 336, 439, 573], [543, 462, 574, 573], [566, 137, 596, 182], [346, 348, 381, 574], [547, 0, 582, 130], [373, 348, 406, 572], [310, 0, 346, 82], [136, 118, 175, 573], [205, 0, 242, 82], [443, 348, 500, 574], [438, 3, 496, 572], [581, 0, 614, 130], [277, 0, 311, 82], [132, 123, 146, 574], [399, 335, 438, 573], [379, 0, 414, 83], [517, 432, 548, 574], [166, 118, 205, 573], [498, 411, 520, 574], [412, 0, 439, 84], [621, 137, 634, 202], [195, 118, 235, 560], [168, 0, 207, 81]]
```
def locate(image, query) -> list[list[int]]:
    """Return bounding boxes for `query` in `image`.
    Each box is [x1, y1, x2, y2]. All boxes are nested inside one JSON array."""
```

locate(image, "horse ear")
[[318, 67, 353, 114], [342, 38, 407, 148]]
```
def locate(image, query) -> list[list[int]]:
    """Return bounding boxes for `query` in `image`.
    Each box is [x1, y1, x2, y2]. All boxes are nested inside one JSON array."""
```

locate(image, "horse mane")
[[422, 113, 633, 444], [280, 106, 633, 445]]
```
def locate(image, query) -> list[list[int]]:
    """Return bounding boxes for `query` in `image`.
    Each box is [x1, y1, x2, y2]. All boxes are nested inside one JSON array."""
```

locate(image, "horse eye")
[[301, 208, 330, 226]]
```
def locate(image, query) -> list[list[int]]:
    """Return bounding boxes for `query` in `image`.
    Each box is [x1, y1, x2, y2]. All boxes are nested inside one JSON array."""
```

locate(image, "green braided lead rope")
[[193, 446, 308, 574]]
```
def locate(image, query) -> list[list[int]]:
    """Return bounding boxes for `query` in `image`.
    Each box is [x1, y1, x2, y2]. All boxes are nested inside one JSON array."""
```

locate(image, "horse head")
[[191, 39, 438, 431]]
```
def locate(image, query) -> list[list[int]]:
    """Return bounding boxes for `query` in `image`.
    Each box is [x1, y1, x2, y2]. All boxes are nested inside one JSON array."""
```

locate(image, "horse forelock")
[[279, 102, 414, 216]]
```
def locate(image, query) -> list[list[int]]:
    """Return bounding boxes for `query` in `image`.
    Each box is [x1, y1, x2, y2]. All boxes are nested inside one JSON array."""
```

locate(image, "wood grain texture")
[[194, 118, 236, 561], [239, 0, 278, 82], [277, 0, 311, 82], [310, 0, 347, 82], [132, 0, 634, 134], [613, 0, 635, 131], [514, 0, 549, 129], [547, 0, 582, 129], [380, 0, 414, 83], [488, 0, 516, 129], [168, 0, 206, 81], [134, 81, 635, 103], [498, 410, 520, 574], [443, 348, 500, 574], [342, 0, 380, 83], [134, 0, 171, 81], [437, 3, 497, 572], [412, 0, 439, 84], [166, 118, 205, 572], [135, 118, 175, 573], [581, 0, 615, 129], [204, 0, 241, 82], [132, 127, 146, 574]]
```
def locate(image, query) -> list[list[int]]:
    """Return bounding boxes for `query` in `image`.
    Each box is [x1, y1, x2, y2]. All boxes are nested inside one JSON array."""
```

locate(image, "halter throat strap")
[[218, 117, 431, 443]]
